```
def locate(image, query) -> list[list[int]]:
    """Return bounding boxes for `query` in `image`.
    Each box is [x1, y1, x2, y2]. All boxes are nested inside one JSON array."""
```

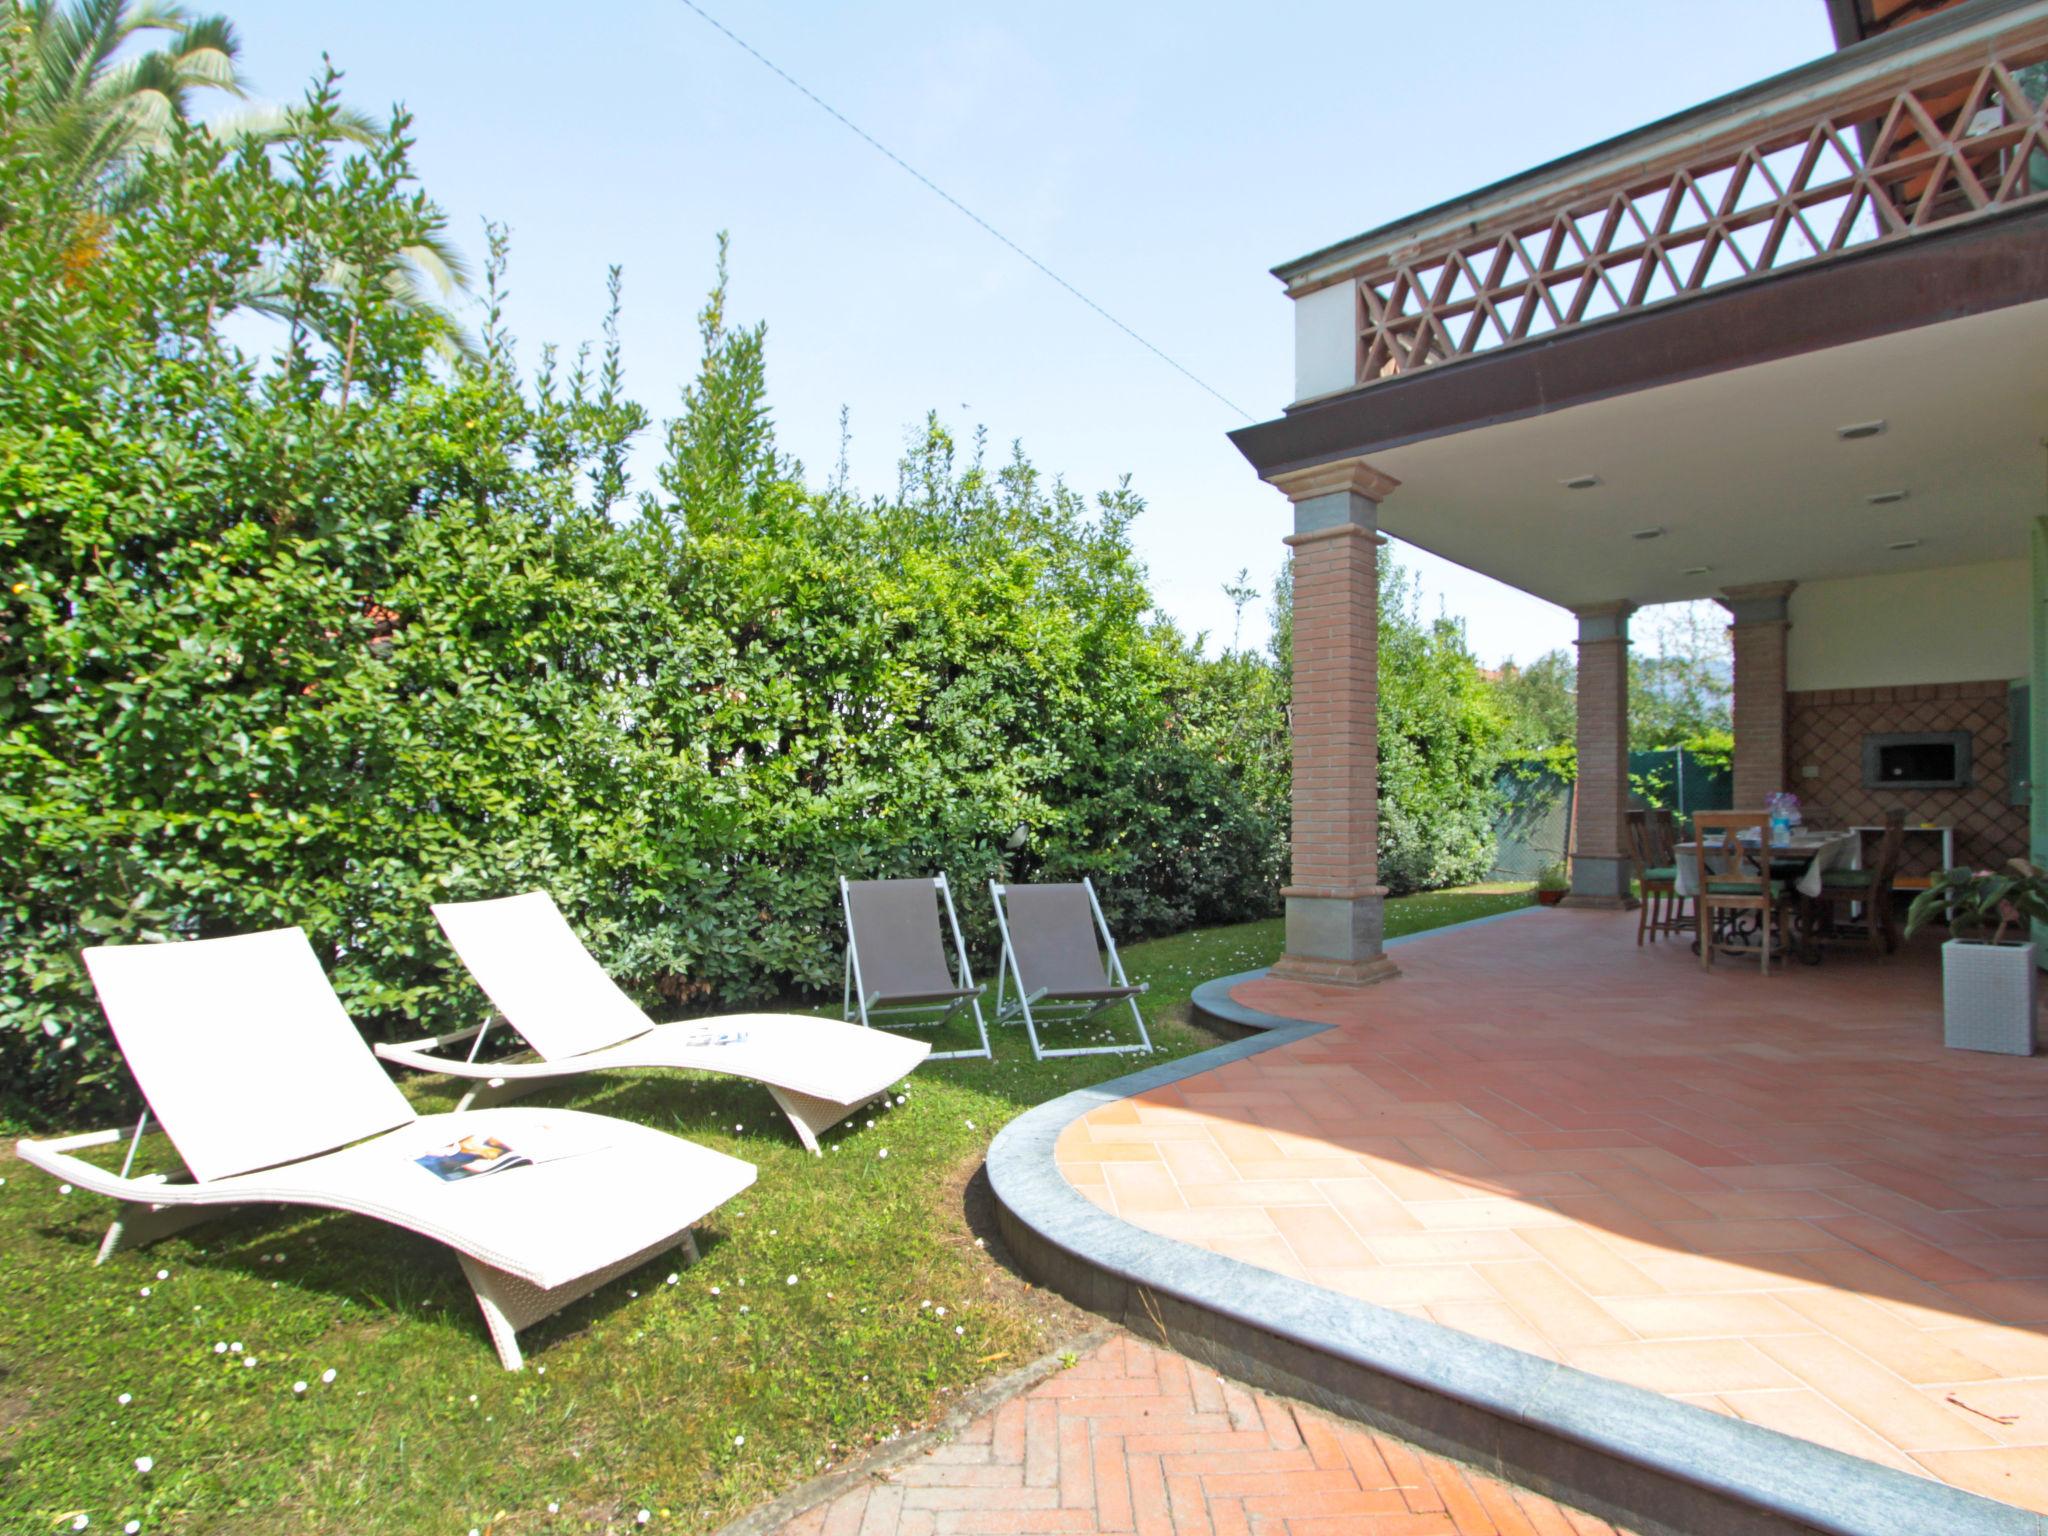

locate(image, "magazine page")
[[414, 1118, 612, 1182]]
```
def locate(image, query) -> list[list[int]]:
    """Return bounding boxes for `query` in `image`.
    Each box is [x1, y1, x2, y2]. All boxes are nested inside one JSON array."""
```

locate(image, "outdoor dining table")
[[1671, 828, 1863, 964], [1672, 828, 1862, 899]]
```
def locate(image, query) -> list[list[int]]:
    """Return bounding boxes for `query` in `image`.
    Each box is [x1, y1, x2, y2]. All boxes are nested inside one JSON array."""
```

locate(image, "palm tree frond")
[[206, 99, 382, 151]]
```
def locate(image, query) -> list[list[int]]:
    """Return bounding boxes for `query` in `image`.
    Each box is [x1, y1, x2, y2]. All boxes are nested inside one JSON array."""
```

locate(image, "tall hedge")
[[0, 69, 1287, 1111]]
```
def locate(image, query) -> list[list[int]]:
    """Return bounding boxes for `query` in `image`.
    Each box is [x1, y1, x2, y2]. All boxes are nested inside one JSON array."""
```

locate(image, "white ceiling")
[[1368, 295, 2048, 610]]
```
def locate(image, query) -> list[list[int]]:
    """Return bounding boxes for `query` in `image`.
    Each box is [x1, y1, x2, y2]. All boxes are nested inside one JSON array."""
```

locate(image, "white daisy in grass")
[[134, 1456, 153, 1473], [116, 1393, 132, 1406], [321, 1368, 337, 1384]]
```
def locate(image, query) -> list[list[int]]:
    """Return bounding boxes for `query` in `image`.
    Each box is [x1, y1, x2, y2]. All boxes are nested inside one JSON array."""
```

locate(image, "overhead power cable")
[[674, 0, 1253, 421]]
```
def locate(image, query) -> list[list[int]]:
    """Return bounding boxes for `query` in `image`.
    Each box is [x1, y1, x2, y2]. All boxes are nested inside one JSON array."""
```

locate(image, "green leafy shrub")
[[0, 64, 1283, 1114]]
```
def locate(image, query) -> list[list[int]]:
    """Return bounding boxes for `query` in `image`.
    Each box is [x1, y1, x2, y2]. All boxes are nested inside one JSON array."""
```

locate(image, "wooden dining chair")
[[1649, 807, 1693, 939], [1692, 812, 1794, 974], [1810, 808, 1905, 958], [1625, 809, 1681, 946], [1649, 807, 1678, 866]]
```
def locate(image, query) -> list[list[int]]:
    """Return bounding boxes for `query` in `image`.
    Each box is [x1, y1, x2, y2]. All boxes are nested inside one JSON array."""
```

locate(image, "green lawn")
[[0, 885, 1530, 1535]]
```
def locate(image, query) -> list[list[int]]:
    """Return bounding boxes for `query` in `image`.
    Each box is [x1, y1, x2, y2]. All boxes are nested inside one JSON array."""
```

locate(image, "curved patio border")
[[987, 917, 2040, 1536]]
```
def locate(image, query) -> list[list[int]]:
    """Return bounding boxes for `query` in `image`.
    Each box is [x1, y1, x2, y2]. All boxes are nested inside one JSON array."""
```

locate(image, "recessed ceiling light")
[[1887, 538, 1922, 551], [1838, 420, 1887, 441], [1630, 527, 1665, 540], [1682, 565, 1712, 576], [1866, 489, 1909, 506], [1561, 474, 1601, 490]]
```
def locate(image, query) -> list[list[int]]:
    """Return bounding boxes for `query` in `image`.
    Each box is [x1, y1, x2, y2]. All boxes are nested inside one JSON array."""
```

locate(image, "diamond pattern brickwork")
[[1787, 680, 2025, 875]]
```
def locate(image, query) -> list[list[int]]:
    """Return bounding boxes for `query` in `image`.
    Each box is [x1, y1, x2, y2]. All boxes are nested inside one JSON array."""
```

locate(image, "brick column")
[[1564, 602, 1636, 909], [1719, 582, 1796, 809], [1266, 458, 1400, 987]]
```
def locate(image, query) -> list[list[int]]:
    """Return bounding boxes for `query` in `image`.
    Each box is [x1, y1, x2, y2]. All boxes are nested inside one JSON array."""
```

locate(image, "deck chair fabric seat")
[[17, 927, 754, 1370], [990, 879, 1151, 1061], [841, 876, 990, 1061], [372, 892, 928, 1153]]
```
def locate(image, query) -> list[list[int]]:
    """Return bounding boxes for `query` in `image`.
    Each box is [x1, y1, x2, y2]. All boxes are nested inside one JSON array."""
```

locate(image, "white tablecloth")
[[1672, 831, 1860, 900]]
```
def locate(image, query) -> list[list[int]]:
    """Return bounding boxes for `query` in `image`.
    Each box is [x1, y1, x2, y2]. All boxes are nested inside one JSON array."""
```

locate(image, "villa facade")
[[1229, 0, 2048, 983]]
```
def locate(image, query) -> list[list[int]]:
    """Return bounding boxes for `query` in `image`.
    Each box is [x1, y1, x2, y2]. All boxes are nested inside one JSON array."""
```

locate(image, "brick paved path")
[[776, 1335, 1631, 1535]]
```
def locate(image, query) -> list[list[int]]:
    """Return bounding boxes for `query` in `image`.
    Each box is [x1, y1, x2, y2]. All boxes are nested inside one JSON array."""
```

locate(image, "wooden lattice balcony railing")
[[1283, 7, 2048, 391]]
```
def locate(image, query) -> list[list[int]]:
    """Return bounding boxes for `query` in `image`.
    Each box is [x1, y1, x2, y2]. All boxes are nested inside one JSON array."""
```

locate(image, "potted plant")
[[1535, 861, 1570, 907], [1905, 859, 2048, 1055]]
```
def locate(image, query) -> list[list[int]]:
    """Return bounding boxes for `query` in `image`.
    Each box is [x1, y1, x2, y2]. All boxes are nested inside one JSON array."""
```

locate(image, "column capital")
[[1570, 601, 1635, 645], [1718, 581, 1797, 626], [1265, 457, 1400, 505]]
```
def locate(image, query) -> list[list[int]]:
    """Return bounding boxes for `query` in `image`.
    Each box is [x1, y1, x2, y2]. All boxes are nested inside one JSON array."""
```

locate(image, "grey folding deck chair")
[[988, 879, 1151, 1060], [840, 875, 990, 1061], [15, 927, 755, 1370]]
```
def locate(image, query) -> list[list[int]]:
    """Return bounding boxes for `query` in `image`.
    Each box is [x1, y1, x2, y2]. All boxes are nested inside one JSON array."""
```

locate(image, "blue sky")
[[223, 1, 1836, 663]]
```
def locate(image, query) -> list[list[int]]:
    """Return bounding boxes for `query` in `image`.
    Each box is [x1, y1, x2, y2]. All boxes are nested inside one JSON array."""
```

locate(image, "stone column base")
[[1268, 952, 1403, 988], [1272, 889, 1401, 988], [1561, 854, 1639, 911]]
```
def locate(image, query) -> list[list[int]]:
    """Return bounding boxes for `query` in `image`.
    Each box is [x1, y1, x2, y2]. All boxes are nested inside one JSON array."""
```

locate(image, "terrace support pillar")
[[1719, 582, 1797, 810], [1565, 602, 1637, 909], [1266, 458, 1401, 988]]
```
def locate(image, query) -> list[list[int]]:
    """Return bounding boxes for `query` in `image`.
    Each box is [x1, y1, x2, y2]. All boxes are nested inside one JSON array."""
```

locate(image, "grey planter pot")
[[1942, 939, 2039, 1055]]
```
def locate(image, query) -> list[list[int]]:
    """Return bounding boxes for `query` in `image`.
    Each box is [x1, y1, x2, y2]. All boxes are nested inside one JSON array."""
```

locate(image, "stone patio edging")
[[987, 912, 2043, 1536]]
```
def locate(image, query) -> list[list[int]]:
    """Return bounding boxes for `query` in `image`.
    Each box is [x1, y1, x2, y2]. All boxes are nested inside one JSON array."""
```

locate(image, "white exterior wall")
[[1292, 283, 1356, 403], [1787, 558, 2029, 691]]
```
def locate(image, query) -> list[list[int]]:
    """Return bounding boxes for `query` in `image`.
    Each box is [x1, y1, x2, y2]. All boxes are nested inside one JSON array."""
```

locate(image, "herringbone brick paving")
[[774, 1334, 1633, 1535], [1056, 909, 2048, 1515]]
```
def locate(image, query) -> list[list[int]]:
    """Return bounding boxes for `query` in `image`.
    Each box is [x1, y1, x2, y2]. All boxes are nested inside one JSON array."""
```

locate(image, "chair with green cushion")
[[1626, 809, 1684, 947], [1810, 809, 1904, 958], [1691, 811, 1795, 974]]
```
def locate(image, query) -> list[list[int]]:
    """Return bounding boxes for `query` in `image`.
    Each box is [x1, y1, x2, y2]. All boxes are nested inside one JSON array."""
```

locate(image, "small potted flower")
[[1905, 859, 2048, 1055], [1535, 861, 1570, 907]]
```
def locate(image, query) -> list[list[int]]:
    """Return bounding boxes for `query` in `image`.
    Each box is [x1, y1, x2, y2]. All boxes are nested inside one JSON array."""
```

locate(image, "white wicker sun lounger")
[[373, 891, 928, 1154], [15, 927, 755, 1370]]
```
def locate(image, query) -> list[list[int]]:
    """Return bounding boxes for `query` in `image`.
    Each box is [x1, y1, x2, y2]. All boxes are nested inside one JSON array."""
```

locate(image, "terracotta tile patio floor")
[[1053, 907, 2048, 1516]]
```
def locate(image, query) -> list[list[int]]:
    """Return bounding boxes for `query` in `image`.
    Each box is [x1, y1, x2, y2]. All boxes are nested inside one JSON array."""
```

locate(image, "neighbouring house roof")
[[1827, 0, 1979, 50]]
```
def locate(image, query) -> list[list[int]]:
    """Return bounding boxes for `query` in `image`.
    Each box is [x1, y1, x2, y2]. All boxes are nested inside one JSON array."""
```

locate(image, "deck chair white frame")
[[373, 891, 928, 1155], [989, 877, 1152, 1061], [17, 927, 755, 1370], [840, 874, 991, 1062]]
